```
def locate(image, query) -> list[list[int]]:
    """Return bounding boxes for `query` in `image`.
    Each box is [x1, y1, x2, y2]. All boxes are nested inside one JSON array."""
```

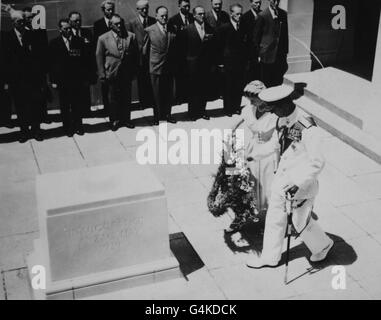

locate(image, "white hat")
[[258, 85, 294, 103]]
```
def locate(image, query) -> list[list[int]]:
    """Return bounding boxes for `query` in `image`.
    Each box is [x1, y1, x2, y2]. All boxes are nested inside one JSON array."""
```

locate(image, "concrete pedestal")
[[27, 161, 181, 300]]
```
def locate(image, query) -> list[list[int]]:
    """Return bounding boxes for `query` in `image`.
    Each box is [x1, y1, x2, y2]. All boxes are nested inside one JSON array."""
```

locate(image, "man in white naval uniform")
[[246, 85, 334, 268]]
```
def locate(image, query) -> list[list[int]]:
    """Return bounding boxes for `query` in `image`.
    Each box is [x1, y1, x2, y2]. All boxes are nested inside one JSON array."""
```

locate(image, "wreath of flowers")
[[207, 126, 259, 226]]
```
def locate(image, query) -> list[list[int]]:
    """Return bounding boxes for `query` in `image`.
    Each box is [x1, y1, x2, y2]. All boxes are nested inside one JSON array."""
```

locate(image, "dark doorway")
[[311, 0, 381, 81]]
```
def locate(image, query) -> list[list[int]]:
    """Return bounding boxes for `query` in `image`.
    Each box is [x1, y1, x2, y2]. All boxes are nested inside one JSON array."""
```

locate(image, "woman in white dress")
[[241, 81, 278, 213]]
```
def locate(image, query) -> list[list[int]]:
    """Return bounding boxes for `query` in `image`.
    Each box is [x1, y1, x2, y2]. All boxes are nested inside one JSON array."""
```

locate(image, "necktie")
[[66, 37, 71, 51], [163, 24, 167, 34], [185, 17, 189, 26], [143, 18, 147, 29], [200, 24, 205, 40], [116, 36, 123, 54], [19, 33, 24, 47]]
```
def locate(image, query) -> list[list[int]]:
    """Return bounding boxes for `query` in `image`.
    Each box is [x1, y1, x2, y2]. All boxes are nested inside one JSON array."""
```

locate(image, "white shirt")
[[251, 9, 258, 19], [139, 14, 148, 26], [72, 28, 81, 37], [269, 6, 279, 19], [195, 21, 205, 40], [230, 19, 238, 31], [212, 9, 218, 21], [157, 22, 167, 34], [14, 28, 23, 46], [180, 12, 189, 25], [62, 36, 71, 51]]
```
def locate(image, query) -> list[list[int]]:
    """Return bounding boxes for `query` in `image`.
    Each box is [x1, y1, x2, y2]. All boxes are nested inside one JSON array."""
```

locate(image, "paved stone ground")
[[1, 102, 381, 300]]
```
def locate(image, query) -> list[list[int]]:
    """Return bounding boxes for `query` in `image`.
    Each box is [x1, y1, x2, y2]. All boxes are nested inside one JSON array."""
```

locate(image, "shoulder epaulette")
[[298, 116, 316, 129]]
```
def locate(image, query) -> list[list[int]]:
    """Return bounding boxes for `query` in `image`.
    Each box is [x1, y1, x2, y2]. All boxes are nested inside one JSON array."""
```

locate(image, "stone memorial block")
[[27, 161, 181, 300]]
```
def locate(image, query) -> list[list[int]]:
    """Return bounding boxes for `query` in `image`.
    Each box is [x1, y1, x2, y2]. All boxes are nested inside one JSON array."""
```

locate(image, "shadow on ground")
[[223, 213, 357, 267], [170, 232, 205, 279]]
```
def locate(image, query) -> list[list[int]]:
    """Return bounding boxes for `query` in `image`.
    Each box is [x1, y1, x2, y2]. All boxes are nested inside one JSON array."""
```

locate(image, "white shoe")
[[246, 256, 278, 269], [310, 239, 334, 262]]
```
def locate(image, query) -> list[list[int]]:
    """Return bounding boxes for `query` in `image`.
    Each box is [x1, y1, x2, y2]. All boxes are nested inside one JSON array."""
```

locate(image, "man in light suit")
[[93, 1, 124, 117], [179, 6, 213, 121], [254, 0, 289, 87], [241, 0, 262, 82], [96, 14, 138, 130], [246, 85, 334, 269], [127, 0, 156, 110], [143, 6, 177, 124]]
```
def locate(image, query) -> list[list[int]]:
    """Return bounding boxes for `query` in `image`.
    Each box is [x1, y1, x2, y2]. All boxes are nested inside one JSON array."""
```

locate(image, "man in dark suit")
[[215, 3, 248, 116], [23, 7, 51, 124], [168, 0, 194, 33], [205, 0, 230, 31], [96, 14, 138, 130], [241, 0, 262, 82], [179, 6, 213, 121], [205, 0, 230, 101], [3, 12, 45, 142], [168, 0, 194, 105], [49, 19, 89, 136], [93, 1, 115, 43], [143, 6, 177, 125], [69, 11, 97, 118], [254, 0, 289, 87], [0, 33, 12, 128], [127, 0, 156, 110], [93, 0, 116, 118]]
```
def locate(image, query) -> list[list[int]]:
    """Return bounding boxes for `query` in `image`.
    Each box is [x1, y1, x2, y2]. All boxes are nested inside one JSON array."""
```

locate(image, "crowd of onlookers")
[[0, 0, 289, 143]]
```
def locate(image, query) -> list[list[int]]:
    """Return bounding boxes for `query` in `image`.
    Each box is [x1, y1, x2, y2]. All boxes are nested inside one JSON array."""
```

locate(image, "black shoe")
[[19, 133, 29, 143], [151, 119, 160, 126], [166, 116, 176, 124], [125, 121, 135, 129], [75, 127, 85, 136], [33, 129, 44, 141], [43, 117, 52, 124], [201, 115, 210, 120], [234, 109, 242, 115], [110, 121, 119, 131], [226, 113, 233, 117]]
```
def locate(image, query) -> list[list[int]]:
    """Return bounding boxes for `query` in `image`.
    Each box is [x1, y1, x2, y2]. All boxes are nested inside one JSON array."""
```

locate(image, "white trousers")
[[261, 176, 332, 264]]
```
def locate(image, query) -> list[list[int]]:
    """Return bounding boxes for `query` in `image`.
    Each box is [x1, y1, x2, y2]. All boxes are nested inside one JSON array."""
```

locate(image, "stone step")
[[294, 95, 381, 165], [284, 71, 364, 129]]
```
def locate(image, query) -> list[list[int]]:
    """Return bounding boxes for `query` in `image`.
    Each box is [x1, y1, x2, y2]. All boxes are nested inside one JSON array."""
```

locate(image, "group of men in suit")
[[95, 0, 289, 127], [0, 0, 289, 142], [1, 7, 49, 142]]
